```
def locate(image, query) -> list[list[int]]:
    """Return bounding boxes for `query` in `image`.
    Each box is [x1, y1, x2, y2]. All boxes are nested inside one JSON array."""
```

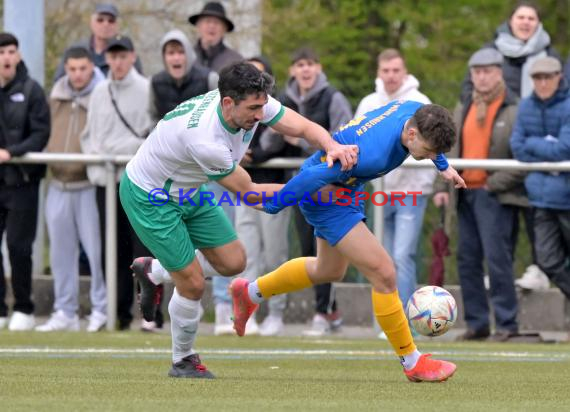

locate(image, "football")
[[406, 286, 457, 337]]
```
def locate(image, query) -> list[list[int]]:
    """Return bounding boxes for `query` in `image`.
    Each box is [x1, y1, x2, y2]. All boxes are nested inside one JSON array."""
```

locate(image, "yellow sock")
[[257, 257, 313, 299], [372, 289, 416, 356]]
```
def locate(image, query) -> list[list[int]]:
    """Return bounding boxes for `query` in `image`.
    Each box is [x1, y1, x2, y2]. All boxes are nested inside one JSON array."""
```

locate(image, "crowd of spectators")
[[0, 2, 567, 340]]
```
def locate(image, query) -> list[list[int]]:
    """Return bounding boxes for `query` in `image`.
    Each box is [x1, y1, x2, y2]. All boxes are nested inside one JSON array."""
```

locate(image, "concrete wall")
[[29, 277, 570, 332]]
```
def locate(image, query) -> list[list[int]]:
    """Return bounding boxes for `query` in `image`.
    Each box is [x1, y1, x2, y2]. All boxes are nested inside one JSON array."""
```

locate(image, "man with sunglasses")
[[53, 3, 143, 81]]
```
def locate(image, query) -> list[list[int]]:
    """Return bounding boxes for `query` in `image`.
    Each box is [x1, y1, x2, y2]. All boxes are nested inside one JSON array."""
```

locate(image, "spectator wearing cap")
[[434, 47, 523, 342], [149, 29, 218, 124], [461, 4, 556, 294], [189, 1, 242, 73], [81, 35, 153, 331], [36, 46, 107, 333], [54, 3, 143, 81], [0, 32, 50, 331], [511, 56, 570, 301]]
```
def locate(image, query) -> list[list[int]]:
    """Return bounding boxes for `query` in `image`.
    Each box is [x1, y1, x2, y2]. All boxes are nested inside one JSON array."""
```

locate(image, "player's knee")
[[217, 252, 246, 276], [190, 274, 205, 293], [173, 265, 206, 297], [214, 243, 247, 276], [218, 263, 245, 276], [368, 263, 397, 290]]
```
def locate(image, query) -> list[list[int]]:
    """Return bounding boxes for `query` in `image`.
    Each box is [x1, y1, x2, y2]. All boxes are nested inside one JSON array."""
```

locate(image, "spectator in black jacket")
[[0, 32, 50, 331], [149, 29, 218, 124]]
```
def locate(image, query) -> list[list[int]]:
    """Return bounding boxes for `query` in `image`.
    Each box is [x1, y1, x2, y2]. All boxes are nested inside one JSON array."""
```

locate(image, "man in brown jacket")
[[433, 48, 525, 342], [36, 47, 107, 333]]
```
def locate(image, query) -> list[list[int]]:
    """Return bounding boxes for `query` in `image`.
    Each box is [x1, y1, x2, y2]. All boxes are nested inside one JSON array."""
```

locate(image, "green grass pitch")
[[1, 331, 569, 411]]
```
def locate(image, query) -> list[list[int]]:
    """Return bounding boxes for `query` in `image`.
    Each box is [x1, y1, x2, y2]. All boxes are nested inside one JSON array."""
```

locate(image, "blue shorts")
[[299, 199, 366, 246]]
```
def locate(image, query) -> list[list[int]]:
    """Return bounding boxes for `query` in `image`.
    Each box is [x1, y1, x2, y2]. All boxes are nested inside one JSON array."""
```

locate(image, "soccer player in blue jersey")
[[231, 100, 467, 383]]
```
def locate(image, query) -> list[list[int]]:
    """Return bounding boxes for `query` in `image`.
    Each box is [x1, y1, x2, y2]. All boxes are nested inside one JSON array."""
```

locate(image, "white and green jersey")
[[126, 89, 284, 197]]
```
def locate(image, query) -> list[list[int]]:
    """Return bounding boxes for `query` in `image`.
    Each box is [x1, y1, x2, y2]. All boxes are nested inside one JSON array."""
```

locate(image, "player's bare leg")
[[336, 222, 456, 382], [132, 240, 246, 320], [199, 240, 247, 277], [167, 240, 246, 379], [230, 238, 348, 336]]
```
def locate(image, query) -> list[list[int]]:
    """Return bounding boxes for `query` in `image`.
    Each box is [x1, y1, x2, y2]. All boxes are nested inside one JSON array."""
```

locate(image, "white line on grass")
[[0, 347, 568, 362]]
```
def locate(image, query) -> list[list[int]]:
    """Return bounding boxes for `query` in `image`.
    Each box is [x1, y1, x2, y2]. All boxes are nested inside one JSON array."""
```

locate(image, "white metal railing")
[[260, 157, 570, 248], [6, 153, 570, 331]]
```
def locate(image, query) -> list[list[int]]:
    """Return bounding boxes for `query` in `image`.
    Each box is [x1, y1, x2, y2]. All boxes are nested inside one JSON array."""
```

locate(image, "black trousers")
[[96, 186, 151, 328], [512, 206, 538, 265], [534, 208, 570, 299], [294, 206, 338, 315], [0, 183, 39, 317]]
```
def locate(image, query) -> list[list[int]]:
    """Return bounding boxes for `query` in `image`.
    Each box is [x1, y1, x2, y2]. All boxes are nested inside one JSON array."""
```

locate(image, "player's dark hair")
[[409, 104, 456, 153], [218, 61, 274, 104], [0, 32, 19, 48], [63, 46, 93, 63]]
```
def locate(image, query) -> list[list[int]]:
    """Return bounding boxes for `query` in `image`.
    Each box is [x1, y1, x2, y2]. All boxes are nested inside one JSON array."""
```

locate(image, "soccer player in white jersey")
[[119, 62, 358, 378]]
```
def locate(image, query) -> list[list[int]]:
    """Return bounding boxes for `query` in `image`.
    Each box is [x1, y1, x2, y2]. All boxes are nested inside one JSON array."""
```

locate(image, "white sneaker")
[[214, 302, 234, 336], [302, 314, 330, 337], [515, 265, 550, 291], [259, 314, 284, 336], [141, 319, 158, 332], [245, 317, 259, 336], [8, 311, 35, 331], [86, 311, 107, 332], [0, 317, 7, 329], [35, 310, 79, 332]]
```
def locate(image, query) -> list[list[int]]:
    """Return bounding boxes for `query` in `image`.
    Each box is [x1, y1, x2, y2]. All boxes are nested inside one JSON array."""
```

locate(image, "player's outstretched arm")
[[263, 162, 348, 214], [271, 107, 358, 171], [217, 165, 284, 206]]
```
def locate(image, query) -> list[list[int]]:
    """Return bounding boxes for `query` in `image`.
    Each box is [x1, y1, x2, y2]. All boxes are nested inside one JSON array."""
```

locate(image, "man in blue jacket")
[[511, 56, 570, 300]]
